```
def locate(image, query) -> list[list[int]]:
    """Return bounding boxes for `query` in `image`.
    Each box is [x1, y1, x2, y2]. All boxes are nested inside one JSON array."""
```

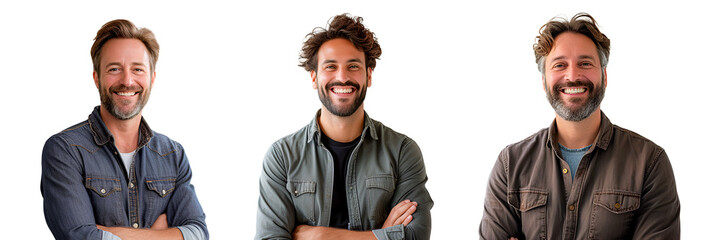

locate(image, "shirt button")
[[132, 223, 139, 228], [100, 189, 106, 194], [114, 152, 118, 155], [614, 203, 621, 209], [568, 205, 575, 211], [162, 189, 167, 195], [563, 169, 568, 174], [128, 182, 134, 188], [294, 190, 298, 195]]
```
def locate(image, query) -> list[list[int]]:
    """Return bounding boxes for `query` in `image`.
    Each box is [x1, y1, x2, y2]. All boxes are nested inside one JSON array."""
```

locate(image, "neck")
[[318, 105, 365, 143], [99, 106, 141, 153], [555, 108, 602, 149]]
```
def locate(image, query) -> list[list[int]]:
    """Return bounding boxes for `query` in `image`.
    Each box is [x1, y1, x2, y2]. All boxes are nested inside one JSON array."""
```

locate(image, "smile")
[[562, 87, 587, 94], [115, 91, 139, 96], [331, 87, 355, 94]]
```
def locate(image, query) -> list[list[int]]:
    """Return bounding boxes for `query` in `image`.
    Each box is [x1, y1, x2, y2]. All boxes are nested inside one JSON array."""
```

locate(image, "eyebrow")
[[104, 62, 147, 68], [321, 58, 363, 64], [549, 55, 596, 62]]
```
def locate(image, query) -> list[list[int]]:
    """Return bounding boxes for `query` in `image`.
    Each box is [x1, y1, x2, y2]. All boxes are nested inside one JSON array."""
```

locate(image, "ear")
[[93, 71, 100, 89], [151, 71, 156, 88], [603, 68, 608, 88], [366, 67, 373, 87], [542, 75, 547, 92], [311, 71, 318, 89]]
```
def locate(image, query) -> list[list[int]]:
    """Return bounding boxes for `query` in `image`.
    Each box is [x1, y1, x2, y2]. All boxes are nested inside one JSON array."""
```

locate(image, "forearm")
[[97, 225, 182, 240], [294, 225, 375, 240]]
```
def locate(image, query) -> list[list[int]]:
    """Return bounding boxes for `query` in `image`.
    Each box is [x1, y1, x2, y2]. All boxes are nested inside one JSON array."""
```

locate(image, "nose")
[[336, 67, 351, 83], [120, 68, 134, 86], [566, 64, 581, 82]]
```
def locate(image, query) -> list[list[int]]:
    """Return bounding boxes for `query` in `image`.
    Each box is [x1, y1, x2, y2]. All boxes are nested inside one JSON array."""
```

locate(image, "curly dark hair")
[[533, 12, 610, 73], [299, 13, 381, 72]]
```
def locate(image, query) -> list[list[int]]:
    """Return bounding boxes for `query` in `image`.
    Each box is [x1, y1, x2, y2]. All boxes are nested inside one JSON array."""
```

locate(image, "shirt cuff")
[[101, 230, 122, 240], [178, 224, 206, 240], [372, 224, 405, 240]]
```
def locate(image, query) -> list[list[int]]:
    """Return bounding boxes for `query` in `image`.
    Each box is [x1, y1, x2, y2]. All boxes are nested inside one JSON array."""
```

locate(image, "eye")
[[324, 65, 337, 71], [348, 64, 361, 70], [579, 62, 593, 68], [551, 62, 566, 69], [108, 68, 120, 72], [133, 68, 145, 72]]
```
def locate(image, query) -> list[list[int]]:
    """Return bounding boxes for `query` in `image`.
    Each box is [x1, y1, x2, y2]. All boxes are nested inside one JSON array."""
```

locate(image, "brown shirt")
[[480, 112, 680, 239]]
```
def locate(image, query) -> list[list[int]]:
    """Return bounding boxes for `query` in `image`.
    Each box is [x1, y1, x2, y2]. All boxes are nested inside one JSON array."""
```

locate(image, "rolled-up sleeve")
[[41, 135, 106, 240], [255, 142, 295, 240], [373, 138, 433, 240]]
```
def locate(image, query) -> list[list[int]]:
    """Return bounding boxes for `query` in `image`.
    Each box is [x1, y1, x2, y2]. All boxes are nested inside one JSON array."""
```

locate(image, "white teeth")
[[333, 88, 353, 94], [116, 92, 136, 96], [563, 88, 586, 94]]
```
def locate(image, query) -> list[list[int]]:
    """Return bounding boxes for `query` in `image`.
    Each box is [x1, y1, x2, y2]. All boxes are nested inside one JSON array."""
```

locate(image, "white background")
[[1, 0, 718, 239]]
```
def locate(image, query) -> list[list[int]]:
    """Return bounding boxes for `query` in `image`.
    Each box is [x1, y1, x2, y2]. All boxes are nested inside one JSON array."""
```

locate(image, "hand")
[[151, 213, 168, 229], [382, 199, 417, 229]]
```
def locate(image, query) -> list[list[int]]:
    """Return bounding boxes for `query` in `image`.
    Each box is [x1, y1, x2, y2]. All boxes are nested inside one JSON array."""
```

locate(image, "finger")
[[394, 204, 417, 225], [388, 200, 413, 219], [401, 214, 413, 226]]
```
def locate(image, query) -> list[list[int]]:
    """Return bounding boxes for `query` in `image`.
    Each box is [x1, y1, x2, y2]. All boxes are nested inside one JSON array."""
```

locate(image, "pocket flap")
[[85, 177, 122, 197], [287, 180, 316, 197], [145, 179, 176, 197], [508, 189, 548, 212], [365, 175, 396, 192], [593, 191, 640, 214]]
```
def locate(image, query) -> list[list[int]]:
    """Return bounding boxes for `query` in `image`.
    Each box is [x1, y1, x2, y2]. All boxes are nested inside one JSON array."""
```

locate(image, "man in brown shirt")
[[479, 13, 680, 239]]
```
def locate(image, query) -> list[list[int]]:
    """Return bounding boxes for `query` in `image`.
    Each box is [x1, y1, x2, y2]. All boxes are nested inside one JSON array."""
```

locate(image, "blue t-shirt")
[[559, 143, 592, 181]]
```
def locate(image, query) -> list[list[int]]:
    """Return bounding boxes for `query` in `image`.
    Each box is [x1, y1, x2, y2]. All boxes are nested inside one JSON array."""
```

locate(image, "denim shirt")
[[480, 111, 680, 239], [41, 106, 208, 240], [256, 111, 433, 240]]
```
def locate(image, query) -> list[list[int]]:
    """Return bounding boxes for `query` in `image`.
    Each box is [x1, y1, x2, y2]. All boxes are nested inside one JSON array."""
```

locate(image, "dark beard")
[[318, 79, 367, 117]]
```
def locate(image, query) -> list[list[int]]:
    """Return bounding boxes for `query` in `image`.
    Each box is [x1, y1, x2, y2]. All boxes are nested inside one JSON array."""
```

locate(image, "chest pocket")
[[287, 180, 316, 224], [365, 174, 396, 228], [589, 191, 640, 239], [144, 178, 176, 215], [508, 189, 548, 240], [85, 177, 124, 226]]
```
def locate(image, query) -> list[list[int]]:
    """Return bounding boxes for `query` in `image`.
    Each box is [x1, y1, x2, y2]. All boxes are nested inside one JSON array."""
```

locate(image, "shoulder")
[[146, 131, 185, 157], [502, 127, 550, 158], [44, 120, 93, 149], [611, 124, 667, 164], [368, 118, 415, 146]]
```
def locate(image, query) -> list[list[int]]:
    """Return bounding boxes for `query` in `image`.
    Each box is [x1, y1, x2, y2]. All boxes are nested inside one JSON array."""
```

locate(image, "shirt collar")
[[306, 109, 378, 144], [546, 110, 613, 152], [88, 106, 154, 147]]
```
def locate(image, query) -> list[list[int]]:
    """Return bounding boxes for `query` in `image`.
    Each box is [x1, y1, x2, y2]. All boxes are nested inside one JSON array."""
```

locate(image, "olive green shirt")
[[256, 111, 433, 240]]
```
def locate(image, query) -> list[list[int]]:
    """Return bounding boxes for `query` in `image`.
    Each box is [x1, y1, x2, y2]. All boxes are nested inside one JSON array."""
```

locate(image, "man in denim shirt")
[[255, 14, 433, 240], [41, 19, 208, 240], [479, 13, 680, 239]]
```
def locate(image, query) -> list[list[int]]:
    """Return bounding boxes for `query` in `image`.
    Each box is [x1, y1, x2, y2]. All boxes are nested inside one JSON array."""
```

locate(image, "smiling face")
[[312, 38, 372, 117], [544, 32, 606, 121], [93, 38, 155, 120]]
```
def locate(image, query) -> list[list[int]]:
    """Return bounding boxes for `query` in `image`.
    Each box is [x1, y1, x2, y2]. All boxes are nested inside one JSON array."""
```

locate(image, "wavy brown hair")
[[90, 19, 159, 76], [299, 13, 381, 72], [533, 12, 610, 73]]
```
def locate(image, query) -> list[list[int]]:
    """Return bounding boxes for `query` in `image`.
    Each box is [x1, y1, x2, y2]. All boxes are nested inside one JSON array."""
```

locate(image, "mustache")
[[553, 80, 594, 93], [325, 81, 360, 91], [109, 85, 143, 93]]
